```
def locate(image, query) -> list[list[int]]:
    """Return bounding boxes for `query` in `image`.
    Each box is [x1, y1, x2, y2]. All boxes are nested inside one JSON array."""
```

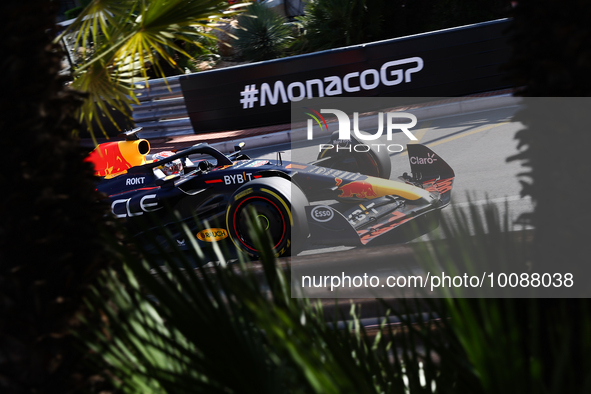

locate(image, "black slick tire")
[[226, 177, 309, 258]]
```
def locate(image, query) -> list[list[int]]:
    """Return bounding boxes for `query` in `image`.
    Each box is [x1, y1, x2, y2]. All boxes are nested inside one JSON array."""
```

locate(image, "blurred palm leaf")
[[413, 201, 591, 393]]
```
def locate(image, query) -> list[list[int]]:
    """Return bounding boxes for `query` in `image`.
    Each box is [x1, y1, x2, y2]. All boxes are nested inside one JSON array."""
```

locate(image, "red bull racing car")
[[86, 128, 455, 259]]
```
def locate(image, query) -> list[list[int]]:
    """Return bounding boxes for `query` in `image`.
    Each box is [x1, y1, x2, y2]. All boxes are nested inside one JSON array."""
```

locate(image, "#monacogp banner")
[[179, 19, 511, 133]]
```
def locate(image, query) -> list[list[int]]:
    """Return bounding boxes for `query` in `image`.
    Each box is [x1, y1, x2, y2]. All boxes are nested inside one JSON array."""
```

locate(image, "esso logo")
[[311, 206, 334, 222]]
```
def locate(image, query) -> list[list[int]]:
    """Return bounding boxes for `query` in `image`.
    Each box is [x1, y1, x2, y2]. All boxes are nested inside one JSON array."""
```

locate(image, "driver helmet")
[[152, 151, 184, 176]]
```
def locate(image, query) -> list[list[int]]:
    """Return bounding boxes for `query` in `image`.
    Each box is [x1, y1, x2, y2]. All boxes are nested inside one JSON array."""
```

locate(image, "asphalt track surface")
[[242, 104, 531, 257]]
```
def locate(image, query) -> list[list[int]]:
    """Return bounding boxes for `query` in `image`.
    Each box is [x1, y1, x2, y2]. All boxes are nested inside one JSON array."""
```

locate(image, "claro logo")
[[410, 152, 437, 164], [197, 228, 229, 242], [239, 57, 423, 109]]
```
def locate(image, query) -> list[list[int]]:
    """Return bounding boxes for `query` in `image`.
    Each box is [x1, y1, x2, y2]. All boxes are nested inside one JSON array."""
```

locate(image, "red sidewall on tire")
[[231, 195, 287, 252], [226, 177, 308, 258]]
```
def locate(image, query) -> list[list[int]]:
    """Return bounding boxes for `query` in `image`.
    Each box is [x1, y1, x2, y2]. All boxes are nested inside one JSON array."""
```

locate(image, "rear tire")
[[226, 177, 308, 258], [317, 130, 391, 179]]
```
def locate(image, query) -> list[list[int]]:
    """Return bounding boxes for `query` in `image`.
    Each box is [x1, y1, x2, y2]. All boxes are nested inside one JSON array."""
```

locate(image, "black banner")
[[180, 19, 512, 134]]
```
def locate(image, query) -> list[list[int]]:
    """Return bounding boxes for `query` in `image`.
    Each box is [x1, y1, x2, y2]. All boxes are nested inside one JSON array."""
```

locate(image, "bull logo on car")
[[335, 178, 378, 199]]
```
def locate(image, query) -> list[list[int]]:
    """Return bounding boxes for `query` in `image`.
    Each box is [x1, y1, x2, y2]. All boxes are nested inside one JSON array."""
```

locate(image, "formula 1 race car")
[[86, 128, 455, 259]]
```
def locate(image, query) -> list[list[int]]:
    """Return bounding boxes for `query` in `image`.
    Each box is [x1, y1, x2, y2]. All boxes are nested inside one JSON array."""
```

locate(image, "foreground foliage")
[[82, 203, 591, 393], [416, 204, 591, 393], [0, 1, 113, 392], [86, 218, 441, 393], [507, 0, 591, 279]]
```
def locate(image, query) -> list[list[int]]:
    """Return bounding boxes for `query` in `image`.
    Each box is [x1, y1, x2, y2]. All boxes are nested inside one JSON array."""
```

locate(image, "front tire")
[[226, 177, 308, 258]]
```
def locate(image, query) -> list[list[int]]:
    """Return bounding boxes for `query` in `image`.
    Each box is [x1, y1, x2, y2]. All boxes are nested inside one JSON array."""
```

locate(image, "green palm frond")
[[57, 0, 247, 138], [58, 0, 137, 52], [71, 59, 139, 143], [234, 2, 292, 61]]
